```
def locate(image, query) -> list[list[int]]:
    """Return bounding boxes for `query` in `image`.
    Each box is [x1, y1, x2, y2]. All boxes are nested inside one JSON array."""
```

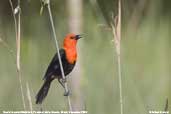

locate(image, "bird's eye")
[[70, 36, 75, 39]]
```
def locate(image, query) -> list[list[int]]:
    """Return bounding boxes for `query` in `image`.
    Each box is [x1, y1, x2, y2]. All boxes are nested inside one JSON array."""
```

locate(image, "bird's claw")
[[62, 78, 67, 83], [63, 90, 70, 96]]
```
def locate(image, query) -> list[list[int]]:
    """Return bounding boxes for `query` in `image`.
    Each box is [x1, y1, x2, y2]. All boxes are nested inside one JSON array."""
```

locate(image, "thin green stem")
[[118, 53, 123, 114], [118, 1, 123, 114]]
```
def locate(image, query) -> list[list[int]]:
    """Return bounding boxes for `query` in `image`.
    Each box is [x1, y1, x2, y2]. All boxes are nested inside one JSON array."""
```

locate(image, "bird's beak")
[[75, 35, 82, 40]]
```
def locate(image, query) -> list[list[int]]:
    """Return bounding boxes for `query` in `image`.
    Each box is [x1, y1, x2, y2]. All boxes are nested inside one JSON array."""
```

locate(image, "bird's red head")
[[63, 33, 82, 64], [63, 33, 81, 48]]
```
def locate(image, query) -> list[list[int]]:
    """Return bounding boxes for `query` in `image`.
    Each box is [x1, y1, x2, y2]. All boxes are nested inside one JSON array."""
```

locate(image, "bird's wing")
[[43, 49, 65, 80]]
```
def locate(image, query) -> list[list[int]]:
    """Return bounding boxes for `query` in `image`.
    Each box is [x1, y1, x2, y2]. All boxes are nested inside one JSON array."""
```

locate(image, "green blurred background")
[[0, 0, 170, 114]]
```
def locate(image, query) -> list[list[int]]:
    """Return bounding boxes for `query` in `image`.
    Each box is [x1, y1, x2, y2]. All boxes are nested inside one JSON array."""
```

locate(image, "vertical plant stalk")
[[111, 0, 123, 114], [164, 98, 168, 112], [26, 82, 33, 112], [17, 0, 26, 110], [17, 1, 26, 111], [45, 0, 72, 111], [9, 0, 17, 41], [9, 0, 26, 110]]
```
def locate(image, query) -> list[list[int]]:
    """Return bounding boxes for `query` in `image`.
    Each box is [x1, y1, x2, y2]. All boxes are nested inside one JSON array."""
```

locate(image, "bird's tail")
[[36, 78, 53, 104]]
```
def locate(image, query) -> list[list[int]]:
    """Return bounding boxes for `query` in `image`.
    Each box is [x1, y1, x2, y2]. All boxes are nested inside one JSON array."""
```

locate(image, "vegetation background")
[[0, 0, 170, 114]]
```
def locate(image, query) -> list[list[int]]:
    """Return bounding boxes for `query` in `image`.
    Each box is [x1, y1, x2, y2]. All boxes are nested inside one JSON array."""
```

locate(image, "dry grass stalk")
[[111, 0, 123, 114], [9, 0, 26, 110], [41, 0, 72, 111], [26, 82, 33, 112]]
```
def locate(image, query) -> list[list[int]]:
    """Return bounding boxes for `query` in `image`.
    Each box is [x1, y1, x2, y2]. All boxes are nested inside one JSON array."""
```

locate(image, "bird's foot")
[[61, 78, 67, 83], [64, 90, 70, 96]]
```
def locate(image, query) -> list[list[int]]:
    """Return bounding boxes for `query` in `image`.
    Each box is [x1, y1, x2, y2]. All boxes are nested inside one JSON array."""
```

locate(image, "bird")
[[36, 33, 82, 104]]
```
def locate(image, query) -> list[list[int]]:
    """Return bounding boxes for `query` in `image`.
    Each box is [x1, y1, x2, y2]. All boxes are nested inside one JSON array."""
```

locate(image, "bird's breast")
[[65, 48, 77, 64]]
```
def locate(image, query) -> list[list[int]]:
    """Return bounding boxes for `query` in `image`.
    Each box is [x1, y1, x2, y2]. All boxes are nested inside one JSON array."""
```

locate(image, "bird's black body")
[[36, 49, 75, 104], [44, 49, 75, 80]]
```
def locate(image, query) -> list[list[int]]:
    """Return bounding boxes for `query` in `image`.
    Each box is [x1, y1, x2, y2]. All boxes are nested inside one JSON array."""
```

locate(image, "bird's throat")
[[64, 47, 77, 64]]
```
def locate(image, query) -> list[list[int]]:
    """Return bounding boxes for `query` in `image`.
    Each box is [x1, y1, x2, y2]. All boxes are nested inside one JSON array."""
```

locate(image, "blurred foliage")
[[96, 0, 118, 26], [0, 0, 170, 114]]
